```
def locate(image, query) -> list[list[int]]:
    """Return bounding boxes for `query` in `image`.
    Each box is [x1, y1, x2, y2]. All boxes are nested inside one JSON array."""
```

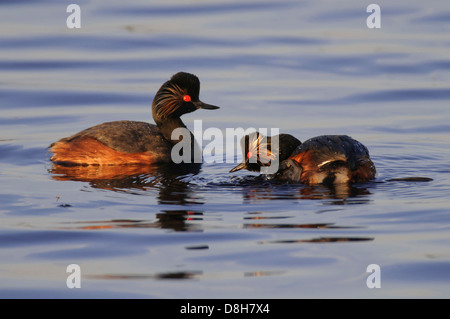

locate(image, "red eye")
[[183, 95, 191, 102], [247, 151, 253, 159]]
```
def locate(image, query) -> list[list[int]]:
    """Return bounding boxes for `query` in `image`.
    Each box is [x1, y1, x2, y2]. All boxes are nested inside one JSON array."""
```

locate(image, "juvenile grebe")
[[230, 133, 376, 185], [50, 72, 219, 165]]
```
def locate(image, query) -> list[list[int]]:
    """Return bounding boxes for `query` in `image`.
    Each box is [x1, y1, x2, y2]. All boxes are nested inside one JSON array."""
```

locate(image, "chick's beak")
[[229, 162, 247, 173], [195, 100, 220, 110]]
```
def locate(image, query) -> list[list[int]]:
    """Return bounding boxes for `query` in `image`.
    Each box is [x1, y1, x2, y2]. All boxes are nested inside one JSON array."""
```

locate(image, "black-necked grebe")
[[50, 72, 219, 165], [231, 133, 376, 185], [229, 131, 301, 173]]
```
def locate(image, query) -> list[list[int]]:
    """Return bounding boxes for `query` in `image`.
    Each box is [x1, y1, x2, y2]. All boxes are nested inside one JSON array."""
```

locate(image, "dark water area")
[[1, 0, 450, 298]]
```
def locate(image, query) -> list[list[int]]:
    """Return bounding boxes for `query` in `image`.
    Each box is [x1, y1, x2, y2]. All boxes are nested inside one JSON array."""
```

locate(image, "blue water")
[[1, 0, 450, 298]]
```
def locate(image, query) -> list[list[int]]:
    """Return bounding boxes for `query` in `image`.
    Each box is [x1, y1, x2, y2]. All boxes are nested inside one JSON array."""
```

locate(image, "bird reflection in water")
[[50, 161, 203, 204], [236, 175, 373, 203], [50, 160, 209, 232], [61, 210, 204, 232], [88, 270, 203, 281], [259, 237, 374, 244]]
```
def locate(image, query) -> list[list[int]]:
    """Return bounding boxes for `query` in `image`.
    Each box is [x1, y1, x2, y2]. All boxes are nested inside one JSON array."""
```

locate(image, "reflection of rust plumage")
[[59, 211, 204, 232]]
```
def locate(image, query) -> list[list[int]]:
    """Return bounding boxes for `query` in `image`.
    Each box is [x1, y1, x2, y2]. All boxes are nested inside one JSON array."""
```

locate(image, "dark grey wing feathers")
[[64, 121, 170, 153]]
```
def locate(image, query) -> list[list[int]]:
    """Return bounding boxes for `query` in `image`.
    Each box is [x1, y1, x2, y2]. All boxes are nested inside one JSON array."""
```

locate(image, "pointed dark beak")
[[229, 162, 247, 173], [195, 100, 220, 110]]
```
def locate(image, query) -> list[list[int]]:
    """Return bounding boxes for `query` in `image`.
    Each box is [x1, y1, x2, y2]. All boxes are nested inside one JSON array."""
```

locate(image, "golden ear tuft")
[[154, 83, 187, 118], [247, 133, 276, 165]]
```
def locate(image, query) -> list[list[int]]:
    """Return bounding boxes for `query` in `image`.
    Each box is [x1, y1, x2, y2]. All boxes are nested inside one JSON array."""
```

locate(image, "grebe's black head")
[[230, 132, 275, 173], [152, 72, 219, 123], [230, 132, 301, 173]]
